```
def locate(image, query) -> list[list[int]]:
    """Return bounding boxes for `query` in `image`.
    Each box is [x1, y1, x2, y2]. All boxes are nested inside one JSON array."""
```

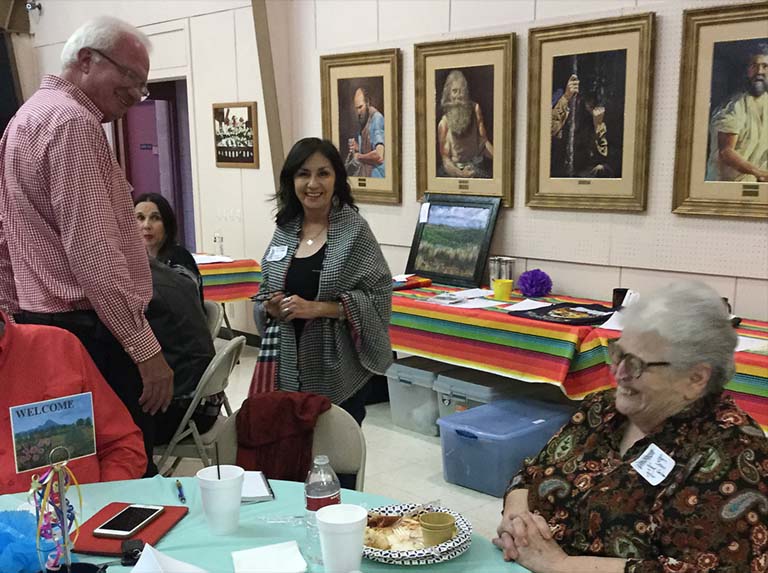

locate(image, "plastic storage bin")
[[437, 398, 575, 496], [434, 368, 535, 418], [386, 356, 455, 436]]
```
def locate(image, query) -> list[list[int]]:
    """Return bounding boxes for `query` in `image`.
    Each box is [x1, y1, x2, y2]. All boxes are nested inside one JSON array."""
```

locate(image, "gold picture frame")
[[672, 3, 768, 219], [526, 13, 654, 211], [415, 34, 515, 207], [321, 48, 401, 205], [212, 101, 259, 169]]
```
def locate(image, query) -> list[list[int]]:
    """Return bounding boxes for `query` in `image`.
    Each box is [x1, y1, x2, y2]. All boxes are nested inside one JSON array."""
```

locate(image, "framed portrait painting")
[[415, 34, 515, 207], [672, 3, 768, 219], [321, 48, 401, 204], [526, 13, 654, 211], [405, 194, 501, 288], [212, 102, 258, 168]]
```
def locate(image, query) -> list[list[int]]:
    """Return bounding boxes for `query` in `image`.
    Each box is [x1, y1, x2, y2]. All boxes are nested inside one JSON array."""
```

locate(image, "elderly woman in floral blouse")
[[495, 281, 767, 573]]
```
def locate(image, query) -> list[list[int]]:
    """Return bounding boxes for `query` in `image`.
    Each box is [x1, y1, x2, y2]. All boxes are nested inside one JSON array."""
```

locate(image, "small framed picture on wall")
[[672, 2, 768, 219], [526, 13, 655, 212], [321, 48, 401, 205], [415, 34, 516, 207], [212, 101, 259, 169]]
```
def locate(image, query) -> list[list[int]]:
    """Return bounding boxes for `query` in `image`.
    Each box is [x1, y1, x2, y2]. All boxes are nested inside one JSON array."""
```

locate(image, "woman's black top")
[[285, 244, 326, 341]]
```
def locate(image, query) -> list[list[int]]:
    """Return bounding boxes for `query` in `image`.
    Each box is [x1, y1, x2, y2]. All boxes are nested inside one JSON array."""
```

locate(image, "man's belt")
[[15, 309, 100, 329]]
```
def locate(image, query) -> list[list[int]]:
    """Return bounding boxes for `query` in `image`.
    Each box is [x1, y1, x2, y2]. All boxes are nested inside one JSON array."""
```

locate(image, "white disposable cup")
[[316, 504, 368, 573], [196, 464, 244, 535]]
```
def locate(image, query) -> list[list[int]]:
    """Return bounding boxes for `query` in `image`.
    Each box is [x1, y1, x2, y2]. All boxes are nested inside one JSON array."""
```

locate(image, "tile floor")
[[170, 345, 503, 542]]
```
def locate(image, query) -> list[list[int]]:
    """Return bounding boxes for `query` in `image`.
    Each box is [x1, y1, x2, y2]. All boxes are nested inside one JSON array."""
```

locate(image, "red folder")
[[73, 502, 189, 556]]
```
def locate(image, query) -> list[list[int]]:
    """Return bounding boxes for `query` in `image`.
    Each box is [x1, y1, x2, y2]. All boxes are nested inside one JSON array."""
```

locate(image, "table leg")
[[221, 303, 233, 334]]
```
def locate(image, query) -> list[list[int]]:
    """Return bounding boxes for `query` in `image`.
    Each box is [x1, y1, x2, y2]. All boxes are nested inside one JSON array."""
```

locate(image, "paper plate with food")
[[363, 503, 472, 565]]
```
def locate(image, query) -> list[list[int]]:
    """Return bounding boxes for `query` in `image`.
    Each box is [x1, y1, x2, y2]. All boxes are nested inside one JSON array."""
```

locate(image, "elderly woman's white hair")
[[60, 16, 151, 69], [621, 280, 737, 394]]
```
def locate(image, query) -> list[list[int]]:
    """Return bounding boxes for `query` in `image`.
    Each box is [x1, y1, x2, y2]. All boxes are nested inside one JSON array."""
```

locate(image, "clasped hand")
[[493, 511, 568, 573], [264, 292, 314, 321]]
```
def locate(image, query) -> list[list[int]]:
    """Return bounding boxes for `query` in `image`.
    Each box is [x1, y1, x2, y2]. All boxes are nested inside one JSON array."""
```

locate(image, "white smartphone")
[[92, 504, 165, 538]]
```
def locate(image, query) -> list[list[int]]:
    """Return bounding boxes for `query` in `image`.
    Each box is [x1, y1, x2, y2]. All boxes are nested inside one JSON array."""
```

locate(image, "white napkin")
[[737, 335, 768, 353], [231, 541, 307, 573], [600, 311, 624, 331], [505, 298, 552, 311], [192, 254, 234, 264], [131, 544, 208, 573]]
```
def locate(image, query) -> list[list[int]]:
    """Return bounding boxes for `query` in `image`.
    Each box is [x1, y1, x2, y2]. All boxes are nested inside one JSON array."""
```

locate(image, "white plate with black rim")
[[363, 503, 473, 566]]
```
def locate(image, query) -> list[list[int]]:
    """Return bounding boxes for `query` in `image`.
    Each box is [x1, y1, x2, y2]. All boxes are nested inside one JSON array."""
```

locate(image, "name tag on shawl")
[[631, 443, 675, 486], [266, 245, 288, 261]]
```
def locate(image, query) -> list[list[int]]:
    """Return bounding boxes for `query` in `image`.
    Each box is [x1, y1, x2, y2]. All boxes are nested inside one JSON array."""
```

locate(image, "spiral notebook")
[[242, 470, 275, 503]]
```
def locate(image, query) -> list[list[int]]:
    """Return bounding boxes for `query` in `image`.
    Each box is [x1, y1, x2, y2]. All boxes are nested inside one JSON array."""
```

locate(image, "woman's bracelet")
[[337, 301, 346, 321]]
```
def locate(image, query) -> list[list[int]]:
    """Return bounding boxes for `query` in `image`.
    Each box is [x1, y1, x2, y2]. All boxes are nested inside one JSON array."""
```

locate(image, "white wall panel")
[[31, 1, 251, 46], [291, 1, 323, 141], [620, 268, 737, 303], [141, 22, 188, 74], [379, 0, 449, 41], [450, 0, 535, 32], [525, 259, 620, 301], [734, 279, 768, 322], [190, 11, 244, 259], [36, 43, 62, 77], [535, 0, 636, 20], [315, 0, 378, 51]]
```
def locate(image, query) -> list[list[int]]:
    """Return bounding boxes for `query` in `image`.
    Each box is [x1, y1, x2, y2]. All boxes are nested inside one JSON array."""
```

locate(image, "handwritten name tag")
[[631, 443, 675, 486], [266, 245, 288, 262]]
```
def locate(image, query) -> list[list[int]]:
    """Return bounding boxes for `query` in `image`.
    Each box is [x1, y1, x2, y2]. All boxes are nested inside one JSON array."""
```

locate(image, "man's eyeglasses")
[[90, 48, 150, 101], [607, 339, 671, 379]]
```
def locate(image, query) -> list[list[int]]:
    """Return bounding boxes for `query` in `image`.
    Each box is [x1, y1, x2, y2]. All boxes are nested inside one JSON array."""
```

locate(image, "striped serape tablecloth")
[[198, 258, 261, 302], [390, 286, 768, 432]]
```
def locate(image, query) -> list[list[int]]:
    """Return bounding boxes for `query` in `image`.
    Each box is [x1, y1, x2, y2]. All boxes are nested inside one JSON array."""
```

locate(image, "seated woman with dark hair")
[[495, 281, 767, 573], [134, 192, 202, 302]]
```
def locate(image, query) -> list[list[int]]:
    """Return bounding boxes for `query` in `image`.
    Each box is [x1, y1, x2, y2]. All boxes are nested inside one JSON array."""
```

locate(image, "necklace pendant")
[[306, 239, 314, 246]]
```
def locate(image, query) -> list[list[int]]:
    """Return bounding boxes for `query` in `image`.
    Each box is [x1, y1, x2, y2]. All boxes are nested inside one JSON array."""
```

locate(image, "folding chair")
[[203, 300, 224, 340], [213, 401, 366, 490], [312, 404, 367, 491], [154, 336, 246, 475]]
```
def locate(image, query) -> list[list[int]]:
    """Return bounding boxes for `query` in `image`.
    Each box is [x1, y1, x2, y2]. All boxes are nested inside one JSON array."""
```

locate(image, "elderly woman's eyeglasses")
[[90, 48, 150, 101], [607, 339, 671, 379]]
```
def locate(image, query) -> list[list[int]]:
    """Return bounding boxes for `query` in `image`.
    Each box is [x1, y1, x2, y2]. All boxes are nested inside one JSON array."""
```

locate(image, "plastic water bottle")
[[304, 454, 340, 566]]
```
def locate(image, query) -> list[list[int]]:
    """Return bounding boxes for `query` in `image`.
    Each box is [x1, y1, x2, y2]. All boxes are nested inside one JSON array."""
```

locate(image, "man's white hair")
[[60, 16, 151, 70], [621, 280, 737, 394]]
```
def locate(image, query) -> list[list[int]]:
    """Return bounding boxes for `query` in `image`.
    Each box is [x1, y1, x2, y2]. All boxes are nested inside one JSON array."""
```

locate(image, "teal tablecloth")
[[0, 476, 527, 572]]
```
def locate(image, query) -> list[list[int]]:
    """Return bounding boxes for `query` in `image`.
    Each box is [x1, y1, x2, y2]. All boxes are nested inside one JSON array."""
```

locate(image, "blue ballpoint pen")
[[175, 479, 186, 504]]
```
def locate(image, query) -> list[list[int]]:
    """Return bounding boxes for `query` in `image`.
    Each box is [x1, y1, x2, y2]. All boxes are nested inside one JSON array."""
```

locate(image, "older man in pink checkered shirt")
[[0, 17, 173, 476]]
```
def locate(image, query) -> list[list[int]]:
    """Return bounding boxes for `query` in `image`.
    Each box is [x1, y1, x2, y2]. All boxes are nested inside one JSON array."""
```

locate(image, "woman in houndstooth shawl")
[[249, 138, 393, 424]]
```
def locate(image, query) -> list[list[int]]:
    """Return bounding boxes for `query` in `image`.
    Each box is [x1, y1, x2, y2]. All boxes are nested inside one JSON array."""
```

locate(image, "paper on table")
[[737, 335, 768, 353], [131, 544, 208, 573], [429, 288, 495, 305], [599, 311, 624, 331], [192, 254, 235, 264], [505, 299, 553, 312], [452, 298, 508, 309], [392, 274, 415, 282], [231, 540, 307, 573]]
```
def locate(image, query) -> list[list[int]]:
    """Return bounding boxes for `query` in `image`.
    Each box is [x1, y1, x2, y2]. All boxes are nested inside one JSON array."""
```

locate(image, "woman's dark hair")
[[275, 137, 357, 226], [134, 192, 177, 257]]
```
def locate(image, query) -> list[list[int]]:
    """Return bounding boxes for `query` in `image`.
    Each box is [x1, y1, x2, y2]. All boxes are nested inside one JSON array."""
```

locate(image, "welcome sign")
[[10, 392, 96, 473]]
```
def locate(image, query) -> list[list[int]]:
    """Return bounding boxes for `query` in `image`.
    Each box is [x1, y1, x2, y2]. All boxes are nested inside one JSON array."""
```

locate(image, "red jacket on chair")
[[235, 391, 331, 481]]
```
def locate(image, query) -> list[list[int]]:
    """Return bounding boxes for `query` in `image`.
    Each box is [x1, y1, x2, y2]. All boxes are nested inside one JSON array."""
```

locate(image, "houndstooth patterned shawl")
[[256, 204, 393, 404]]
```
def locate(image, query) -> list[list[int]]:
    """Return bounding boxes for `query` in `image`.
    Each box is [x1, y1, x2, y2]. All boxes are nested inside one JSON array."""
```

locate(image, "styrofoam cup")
[[316, 504, 368, 573], [196, 464, 244, 535]]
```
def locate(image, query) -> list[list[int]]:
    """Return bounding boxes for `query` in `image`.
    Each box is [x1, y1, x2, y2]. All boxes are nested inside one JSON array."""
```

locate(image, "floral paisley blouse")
[[507, 389, 768, 573]]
